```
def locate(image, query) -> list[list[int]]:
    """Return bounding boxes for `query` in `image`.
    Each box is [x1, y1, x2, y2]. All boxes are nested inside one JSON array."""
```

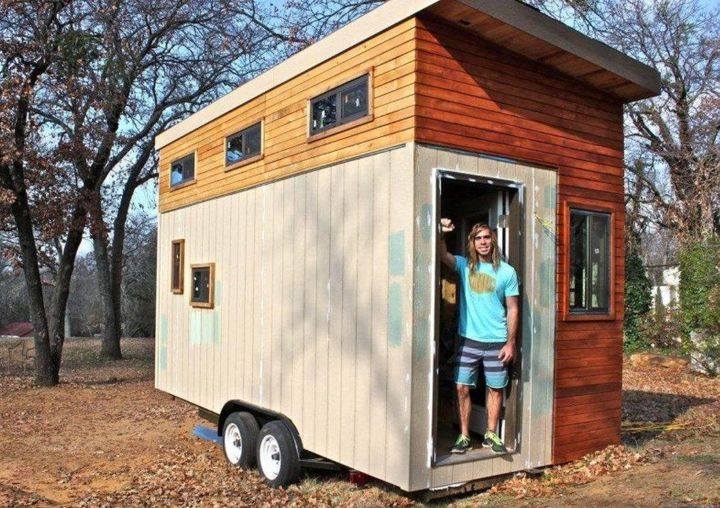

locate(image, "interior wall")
[[409, 143, 556, 490]]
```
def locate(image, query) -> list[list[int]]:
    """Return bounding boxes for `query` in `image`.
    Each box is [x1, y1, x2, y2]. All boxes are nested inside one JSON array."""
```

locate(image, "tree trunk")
[[48, 205, 87, 379], [9, 185, 56, 384], [94, 166, 144, 359], [94, 224, 123, 360]]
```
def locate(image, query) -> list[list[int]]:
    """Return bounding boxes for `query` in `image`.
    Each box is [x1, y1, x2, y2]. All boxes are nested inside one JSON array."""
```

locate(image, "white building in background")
[[651, 266, 680, 308]]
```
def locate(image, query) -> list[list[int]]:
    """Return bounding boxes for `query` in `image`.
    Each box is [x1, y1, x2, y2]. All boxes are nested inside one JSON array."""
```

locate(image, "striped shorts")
[[453, 337, 508, 389]]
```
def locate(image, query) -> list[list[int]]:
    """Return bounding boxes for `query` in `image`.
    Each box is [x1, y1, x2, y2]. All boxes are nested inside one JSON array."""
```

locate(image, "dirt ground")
[[0, 338, 718, 507]]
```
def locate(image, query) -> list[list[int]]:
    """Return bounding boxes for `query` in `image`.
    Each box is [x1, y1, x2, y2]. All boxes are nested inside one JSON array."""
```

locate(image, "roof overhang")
[[428, 0, 661, 102], [156, 0, 661, 150]]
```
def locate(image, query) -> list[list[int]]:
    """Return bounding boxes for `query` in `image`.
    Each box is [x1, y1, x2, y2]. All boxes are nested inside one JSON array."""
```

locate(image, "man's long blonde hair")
[[467, 223, 501, 272]]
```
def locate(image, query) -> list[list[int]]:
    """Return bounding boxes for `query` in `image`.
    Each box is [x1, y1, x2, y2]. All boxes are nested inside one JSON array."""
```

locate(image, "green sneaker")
[[482, 430, 507, 454], [450, 434, 472, 454]]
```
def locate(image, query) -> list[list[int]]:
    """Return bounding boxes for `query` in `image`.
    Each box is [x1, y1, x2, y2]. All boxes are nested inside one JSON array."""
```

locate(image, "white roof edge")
[[155, 0, 440, 150], [459, 0, 661, 96]]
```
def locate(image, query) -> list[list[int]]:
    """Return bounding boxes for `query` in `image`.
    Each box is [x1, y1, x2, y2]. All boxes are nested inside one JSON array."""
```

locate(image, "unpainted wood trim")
[[171, 239, 185, 294], [223, 118, 265, 171], [560, 197, 616, 321], [306, 68, 375, 143], [190, 262, 215, 309]]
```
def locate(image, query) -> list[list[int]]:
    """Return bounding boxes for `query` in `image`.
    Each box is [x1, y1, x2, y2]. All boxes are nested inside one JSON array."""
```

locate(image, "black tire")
[[256, 420, 301, 488], [222, 411, 259, 468]]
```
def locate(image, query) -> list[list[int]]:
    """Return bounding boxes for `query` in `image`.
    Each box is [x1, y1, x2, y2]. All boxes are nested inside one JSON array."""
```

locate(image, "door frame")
[[431, 168, 525, 466]]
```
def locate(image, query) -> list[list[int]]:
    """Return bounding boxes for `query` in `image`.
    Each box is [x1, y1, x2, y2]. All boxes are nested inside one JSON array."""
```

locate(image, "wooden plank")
[[314, 168, 332, 454], [272, 181, 286, 411], [354, 155, 374, 473], [327, 162, 345, 461], [340, 159, 359, 467], [369, 150, 390, 479], [292, 177, 307, 424], [555, 382, 622, 399], [303, 172, 319, 449]]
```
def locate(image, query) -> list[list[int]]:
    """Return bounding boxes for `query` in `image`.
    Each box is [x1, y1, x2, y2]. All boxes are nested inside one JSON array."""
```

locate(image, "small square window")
[[170, 153, 195, 187], [191, 263, 215, 308], [226, 122, 262, 166], [569, 209, 611, 314], [310, 74, 369, 136], [171, 240, 184, 294]]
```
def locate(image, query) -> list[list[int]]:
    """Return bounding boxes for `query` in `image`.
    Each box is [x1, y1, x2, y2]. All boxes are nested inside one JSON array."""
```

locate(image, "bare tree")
[[0, 0, 84, 385], [533, 0, 720, 242], [36, 0, 271, 359], [254, 0, 383, 55], [121, 214, 156, 338]]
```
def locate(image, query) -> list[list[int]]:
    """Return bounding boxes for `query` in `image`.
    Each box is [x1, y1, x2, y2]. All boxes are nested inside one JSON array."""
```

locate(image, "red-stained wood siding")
[[415, 14, 625, 464]]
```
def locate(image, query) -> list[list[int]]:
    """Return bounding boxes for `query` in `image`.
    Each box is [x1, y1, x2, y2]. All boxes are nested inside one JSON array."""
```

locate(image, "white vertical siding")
[[155, 144, 414, 489]]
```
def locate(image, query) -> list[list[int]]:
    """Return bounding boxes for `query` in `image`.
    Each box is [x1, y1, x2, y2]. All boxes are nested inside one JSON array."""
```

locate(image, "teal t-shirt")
[[454, 256, 520, 342]]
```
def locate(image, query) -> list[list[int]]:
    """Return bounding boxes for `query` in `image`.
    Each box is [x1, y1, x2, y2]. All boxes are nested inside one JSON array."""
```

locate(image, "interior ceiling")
[[426, 0, 652, 101]]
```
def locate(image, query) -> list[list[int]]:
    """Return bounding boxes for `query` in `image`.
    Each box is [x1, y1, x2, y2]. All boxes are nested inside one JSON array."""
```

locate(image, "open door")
[[433, 170, 523, 466]]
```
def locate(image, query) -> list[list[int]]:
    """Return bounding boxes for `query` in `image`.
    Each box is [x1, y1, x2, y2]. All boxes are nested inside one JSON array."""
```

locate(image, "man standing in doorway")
[[438, 219, 520, 454]]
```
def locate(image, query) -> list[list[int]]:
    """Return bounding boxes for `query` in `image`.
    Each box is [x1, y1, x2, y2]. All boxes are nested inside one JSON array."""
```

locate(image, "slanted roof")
[[156, 0, 660, 150]]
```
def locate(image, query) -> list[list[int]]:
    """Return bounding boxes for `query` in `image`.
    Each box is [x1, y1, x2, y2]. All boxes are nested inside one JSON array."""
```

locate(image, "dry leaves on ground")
[[486, 445, 663, 499]]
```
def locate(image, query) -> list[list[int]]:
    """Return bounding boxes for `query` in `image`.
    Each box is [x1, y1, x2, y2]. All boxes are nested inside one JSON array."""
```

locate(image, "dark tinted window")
[[341, 80, 368, 119], [226, 122, 262, 165], [170, 153, 194, 186], [310, 74, 369, 135], [171, 240, 184, 292], [191, 267, 210, 303], [569, 210, 610, 313], [311, 95, 337, 133]]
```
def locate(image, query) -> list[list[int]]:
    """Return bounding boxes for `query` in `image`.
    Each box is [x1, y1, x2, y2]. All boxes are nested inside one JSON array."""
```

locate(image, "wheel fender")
[[218, 400, 304, 456]]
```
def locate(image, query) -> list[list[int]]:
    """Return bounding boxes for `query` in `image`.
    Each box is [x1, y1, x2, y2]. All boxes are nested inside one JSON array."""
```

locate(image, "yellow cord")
[[621, 421, 690, 433]]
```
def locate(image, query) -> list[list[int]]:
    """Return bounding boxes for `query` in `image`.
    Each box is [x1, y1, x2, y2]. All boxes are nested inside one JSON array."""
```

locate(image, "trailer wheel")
[[256, 421, 300, 487], [222, 412, 259, 468]]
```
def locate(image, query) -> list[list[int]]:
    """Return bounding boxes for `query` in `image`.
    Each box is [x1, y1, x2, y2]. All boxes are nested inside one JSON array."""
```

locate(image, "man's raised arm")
[[439, 218, 457, 270]]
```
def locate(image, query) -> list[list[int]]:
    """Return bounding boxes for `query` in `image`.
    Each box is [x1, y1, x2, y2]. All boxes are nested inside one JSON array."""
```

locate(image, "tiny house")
[[154, 0, 660, 493]]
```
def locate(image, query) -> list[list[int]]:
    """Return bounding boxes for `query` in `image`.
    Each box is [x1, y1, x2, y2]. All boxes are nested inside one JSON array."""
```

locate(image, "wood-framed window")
[[562, 199, 615, 320], [190, 263, 215, 309], [225, 121, 263, 170], [171, 239, 185, 294], [308, 72, 373, 140], [169, 152, 196, 189]]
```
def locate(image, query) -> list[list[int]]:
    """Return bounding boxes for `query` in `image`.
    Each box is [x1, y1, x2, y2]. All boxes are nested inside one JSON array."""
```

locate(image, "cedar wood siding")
[[414, 14, 624, 464], [157, 18, 418, 213]]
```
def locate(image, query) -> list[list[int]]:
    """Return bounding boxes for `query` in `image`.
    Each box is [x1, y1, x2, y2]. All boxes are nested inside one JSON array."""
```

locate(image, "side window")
[[171, 239, 184, 293], [310, 74, 369, 136], [226, 122, 262, 167], [190, 263, 215, 308], [569, 209, 611, 313], [170, 153, 195, 187]]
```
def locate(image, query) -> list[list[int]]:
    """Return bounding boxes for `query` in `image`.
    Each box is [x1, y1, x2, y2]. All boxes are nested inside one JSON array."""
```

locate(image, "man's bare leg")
[[486, 387, 503, 433], [456, 384, 471, 436], [482, 387, 508, 453]]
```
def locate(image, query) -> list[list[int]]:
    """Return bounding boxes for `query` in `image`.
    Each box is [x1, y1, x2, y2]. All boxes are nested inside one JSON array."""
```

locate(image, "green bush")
[[623, 248, 652, 353], [679, 240, 720, 375]]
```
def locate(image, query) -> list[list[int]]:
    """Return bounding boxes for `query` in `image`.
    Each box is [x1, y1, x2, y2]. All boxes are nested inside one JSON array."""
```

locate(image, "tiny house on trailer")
[[154, 0, 660, 493]]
